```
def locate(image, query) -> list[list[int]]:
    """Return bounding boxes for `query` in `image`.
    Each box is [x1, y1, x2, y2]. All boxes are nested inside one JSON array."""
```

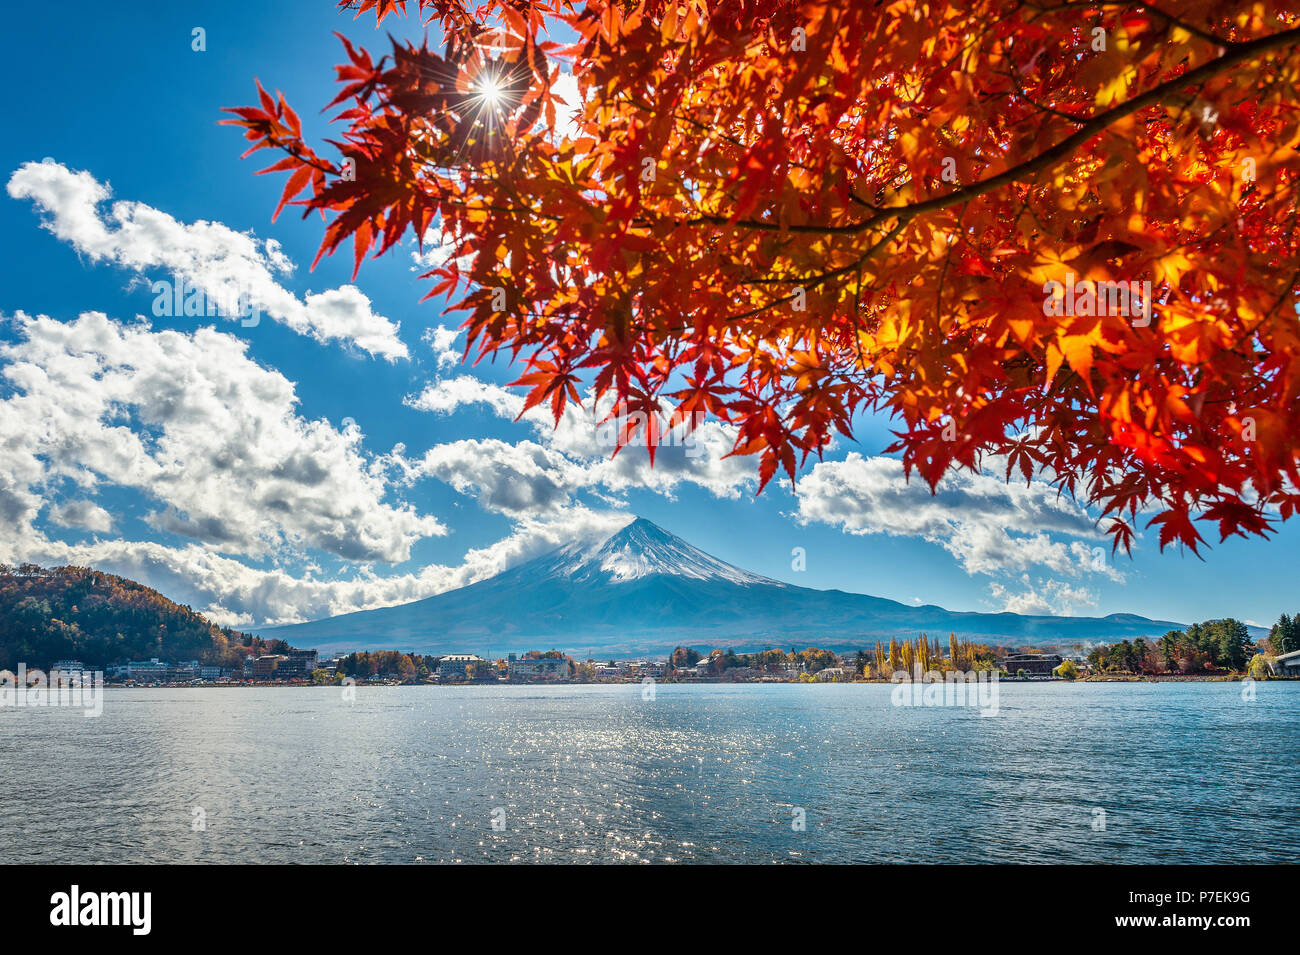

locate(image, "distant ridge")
[[259, 517, 1195, 656]]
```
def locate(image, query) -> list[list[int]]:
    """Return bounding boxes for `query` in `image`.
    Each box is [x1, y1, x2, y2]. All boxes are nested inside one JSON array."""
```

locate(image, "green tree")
[[1158, 631, 1180, 671], [1269, 613, 1298, 655], [1214, 619, 1250, 671]]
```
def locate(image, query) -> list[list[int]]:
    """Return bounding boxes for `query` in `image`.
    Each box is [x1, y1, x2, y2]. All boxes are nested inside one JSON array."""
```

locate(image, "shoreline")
[[84, 673, 1295, 689]]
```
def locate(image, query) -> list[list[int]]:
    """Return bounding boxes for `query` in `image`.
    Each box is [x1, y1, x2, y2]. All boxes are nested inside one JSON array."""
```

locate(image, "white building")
[[437, 654, 485, 679], [120, 659, 171, 681], [625, 660, 666, 678], [51, 660, 88, 685], [507, 655, 569, 679]]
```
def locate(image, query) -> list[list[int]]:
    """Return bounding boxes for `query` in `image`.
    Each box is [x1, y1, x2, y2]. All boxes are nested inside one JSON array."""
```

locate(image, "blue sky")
[[0, 0, 1293, 632]]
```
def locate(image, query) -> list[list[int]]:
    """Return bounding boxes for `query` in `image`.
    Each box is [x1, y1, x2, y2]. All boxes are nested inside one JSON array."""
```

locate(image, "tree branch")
[[674, 22, 1300, 237]]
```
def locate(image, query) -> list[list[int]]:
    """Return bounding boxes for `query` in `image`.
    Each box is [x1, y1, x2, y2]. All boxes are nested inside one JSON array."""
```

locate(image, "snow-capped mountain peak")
[[547, 517, 778, 585]]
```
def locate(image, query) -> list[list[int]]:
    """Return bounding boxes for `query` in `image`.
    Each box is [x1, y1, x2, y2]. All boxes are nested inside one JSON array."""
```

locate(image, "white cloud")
[[406, 375, 520, 418], [794, 452, 1122, 582], [402, 375, 759, 509], [414, 438, 583, 517], [411, 219, 473, 275], [0, 311, 442, 563], [6, 504, 626, 628], [422, 324, 463, 370], [989, 577, 1100, 616], [47, 499, 114, 533], [0, 310, 644, 626], [7, 160, 408, 361]]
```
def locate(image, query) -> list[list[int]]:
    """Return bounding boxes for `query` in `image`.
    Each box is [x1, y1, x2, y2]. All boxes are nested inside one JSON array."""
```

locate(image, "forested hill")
[[0, 564, 264, 669]]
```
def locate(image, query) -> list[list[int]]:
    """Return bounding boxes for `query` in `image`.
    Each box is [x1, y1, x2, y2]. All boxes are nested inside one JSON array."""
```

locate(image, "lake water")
[[1, 682, 1295, 863]]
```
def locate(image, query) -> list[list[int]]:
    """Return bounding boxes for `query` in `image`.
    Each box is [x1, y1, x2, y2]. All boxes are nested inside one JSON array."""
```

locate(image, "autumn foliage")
[[224, 0, 1300, 554], [0, 564, 255, 669]]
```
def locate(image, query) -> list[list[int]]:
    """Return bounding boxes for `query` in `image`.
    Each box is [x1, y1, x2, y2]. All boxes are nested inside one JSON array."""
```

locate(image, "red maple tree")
[[225, 0, 1300, 554]]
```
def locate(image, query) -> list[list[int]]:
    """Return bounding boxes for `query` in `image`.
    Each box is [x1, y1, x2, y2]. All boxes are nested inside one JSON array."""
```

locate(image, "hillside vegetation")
[[0, 563, 265, 669]]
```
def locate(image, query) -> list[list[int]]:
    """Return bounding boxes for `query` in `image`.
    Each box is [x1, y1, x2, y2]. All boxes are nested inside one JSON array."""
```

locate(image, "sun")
[[474, 74, 504, 107]]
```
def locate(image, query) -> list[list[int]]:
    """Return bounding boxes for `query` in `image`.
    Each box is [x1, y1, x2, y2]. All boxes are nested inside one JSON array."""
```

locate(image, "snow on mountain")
[[540, 517, 781, 586]]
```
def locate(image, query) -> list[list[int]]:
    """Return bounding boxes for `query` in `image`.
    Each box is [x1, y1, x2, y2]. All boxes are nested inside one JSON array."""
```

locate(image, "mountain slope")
[[259, 518, 1193, 656]]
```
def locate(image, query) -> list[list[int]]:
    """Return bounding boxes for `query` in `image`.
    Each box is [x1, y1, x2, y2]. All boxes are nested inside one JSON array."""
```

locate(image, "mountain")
[[0, 563, 259, 670], [258, 517, 1194, 656]]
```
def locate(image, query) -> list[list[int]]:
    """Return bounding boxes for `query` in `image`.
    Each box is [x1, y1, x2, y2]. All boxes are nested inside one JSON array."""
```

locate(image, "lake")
[[1, 682, 1295, 863]]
